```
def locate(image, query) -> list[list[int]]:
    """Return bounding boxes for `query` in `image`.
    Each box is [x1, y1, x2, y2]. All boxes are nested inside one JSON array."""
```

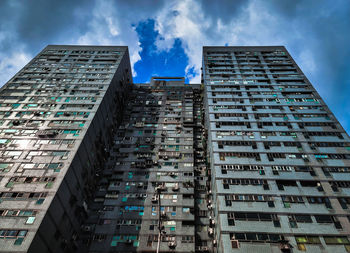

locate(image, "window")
[[0, 163, 13, 172], [315, 215, 333, 223], [223, 178, 267, 186], [220, 164, 264, 171], [224, 194, 273, 206], [281, 195, 304, 203], [307, 197, 330, 205], [0, 230, 27, 239], [228, 212, 278, 223], [324, 236, 350, 245], [182, 236, 194, 243], [272, 165, 293, 172], [93, 234, 107, 241], [219, 152, 260, 161], [25, 217, 36, 224], [295, 235, 321, 244], [323, 167, 350, 173], [338, 197, 350, 209], [0, 191, 47, 200], [288, 214, 312, 224], [233, 233, 282, 242]]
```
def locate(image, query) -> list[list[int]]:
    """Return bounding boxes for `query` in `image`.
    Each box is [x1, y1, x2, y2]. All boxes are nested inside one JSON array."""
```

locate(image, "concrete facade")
[[83, 77, 213, 252], [202, 46, 350, 253], [0, 45, 132, 253]]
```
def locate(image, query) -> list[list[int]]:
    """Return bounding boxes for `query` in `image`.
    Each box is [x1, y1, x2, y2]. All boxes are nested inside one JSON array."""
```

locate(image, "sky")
[[0, 0, 349, 133]]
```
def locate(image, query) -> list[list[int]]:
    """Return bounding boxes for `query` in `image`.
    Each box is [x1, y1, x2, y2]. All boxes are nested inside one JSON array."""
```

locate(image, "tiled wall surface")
[[203, 46, 350, 253]]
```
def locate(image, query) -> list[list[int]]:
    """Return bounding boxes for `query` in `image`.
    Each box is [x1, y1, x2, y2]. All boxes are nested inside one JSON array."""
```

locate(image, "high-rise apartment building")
[[203, 46, 350, 253], [83, 77, 212, 253], [0, 45, 350, 253], [0, 45, 132, 253]]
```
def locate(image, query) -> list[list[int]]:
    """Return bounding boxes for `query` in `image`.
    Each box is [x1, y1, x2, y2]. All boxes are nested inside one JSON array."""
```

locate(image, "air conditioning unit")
[[151, 195, 158, 203], [156, 185, 166, 191], [231, 239, 240, 248], [46, 130, 58, 137], [210, 219, 215, 226], [172, 184, 179, 191], [83, 225, 91, 232], [12, 120, 21, 126], [200, 246, 209, 251], [37, 130, 47, 138], [168, 241, 177, 248]]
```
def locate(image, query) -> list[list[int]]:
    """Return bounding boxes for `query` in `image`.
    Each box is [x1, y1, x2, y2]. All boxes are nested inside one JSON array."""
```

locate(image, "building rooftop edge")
[[203, 45, 286, 50], [44, 45, 129, 50]]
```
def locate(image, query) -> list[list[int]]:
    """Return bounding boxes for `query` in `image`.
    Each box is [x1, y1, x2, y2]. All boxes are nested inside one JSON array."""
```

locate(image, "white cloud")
[[150, 0, 323, 85], [0, 0, 345, 85], [154, 0, 210, 83], [0, 50, 31, 87], [76, 0, 142, 76], [0, 0, 320, 85]]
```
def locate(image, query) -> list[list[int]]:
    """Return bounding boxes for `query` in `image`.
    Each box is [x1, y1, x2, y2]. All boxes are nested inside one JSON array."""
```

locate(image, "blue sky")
[[134, 19, 189, 82], [0, 0, 349, 133]]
